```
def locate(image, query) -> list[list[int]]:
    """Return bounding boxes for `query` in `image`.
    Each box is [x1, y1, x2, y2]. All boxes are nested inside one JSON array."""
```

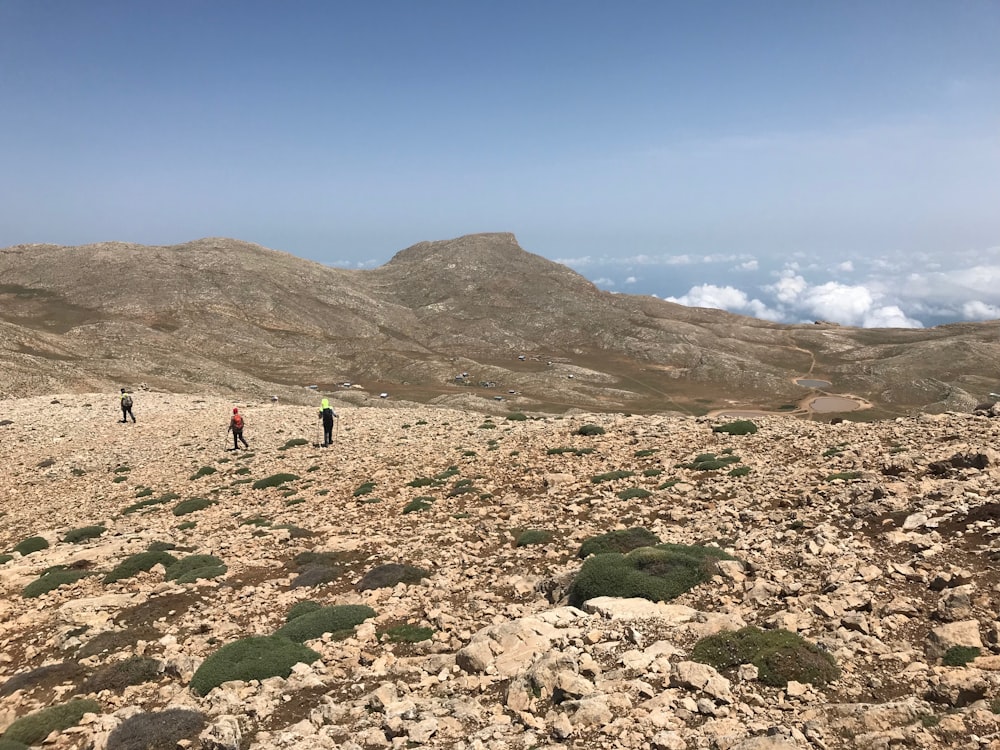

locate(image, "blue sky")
[[2, 1, 998, 327]]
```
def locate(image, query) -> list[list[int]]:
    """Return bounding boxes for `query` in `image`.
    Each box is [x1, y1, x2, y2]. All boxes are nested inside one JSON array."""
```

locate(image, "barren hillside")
[[2, 234, 999, 416]]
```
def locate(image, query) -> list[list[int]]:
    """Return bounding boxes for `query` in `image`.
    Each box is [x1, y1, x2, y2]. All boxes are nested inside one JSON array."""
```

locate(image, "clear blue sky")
[[2, 1, 998, 326]]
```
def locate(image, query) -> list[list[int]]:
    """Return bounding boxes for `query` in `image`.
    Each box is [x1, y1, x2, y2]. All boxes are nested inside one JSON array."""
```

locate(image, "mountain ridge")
[[1, 233, 998, 416]]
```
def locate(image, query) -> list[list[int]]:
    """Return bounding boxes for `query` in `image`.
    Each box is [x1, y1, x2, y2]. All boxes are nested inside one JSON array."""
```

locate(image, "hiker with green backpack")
[[319, 398, 338, 447]]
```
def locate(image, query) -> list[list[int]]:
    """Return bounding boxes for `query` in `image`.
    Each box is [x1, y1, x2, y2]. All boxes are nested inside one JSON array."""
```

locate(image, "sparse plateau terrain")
[[3, 234, 1000, 750]]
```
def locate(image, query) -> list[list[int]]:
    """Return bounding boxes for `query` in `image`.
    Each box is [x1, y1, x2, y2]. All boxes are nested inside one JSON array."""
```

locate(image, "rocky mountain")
[[2, 233, 998, 417], [2, 394, 1000, 749]]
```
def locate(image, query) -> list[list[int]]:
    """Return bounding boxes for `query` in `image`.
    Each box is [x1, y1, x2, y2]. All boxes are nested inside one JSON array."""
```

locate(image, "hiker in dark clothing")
[[120, 388, 136, 423], [228, 407, 249, 450], [319, 398, 337, 447]]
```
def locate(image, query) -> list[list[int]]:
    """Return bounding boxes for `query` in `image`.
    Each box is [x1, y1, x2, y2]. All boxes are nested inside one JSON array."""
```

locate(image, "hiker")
[[119, 388, 136, 423], [319, 397, 338, 446], [228, 407, 249, 450]]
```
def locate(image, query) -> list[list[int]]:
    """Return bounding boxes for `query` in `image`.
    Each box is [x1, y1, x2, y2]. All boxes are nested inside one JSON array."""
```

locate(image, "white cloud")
[[624, 276, 637, 284], [962, 300, 1000, 320], [737, 259, 759, 271], [593, 277, 614, 287], [667, 284, 784, 322], [767, 271, 809, 305], [835, 260, 854, 272]]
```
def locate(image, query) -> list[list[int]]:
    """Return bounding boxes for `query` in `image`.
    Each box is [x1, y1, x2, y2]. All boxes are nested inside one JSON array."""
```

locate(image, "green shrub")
[[591, 470, 635, 483], [825, 471, 862, 482], [357, 563, 429, 591], [547, 447, 575, 455], [942, 645, 981, 667], [273, 524, 313, 538], [0, 737, 28, 749], [679, 453, 742, 471], [275, 604, 376, 643], [1, 698, 101, 745], [578, 527, 661, 558], [729, 466, 752, 477], [634, 449, 657, 457], [691, 626, 839, 687], [286, 600, 323, 622], [164, 555, 226, 584], [447, 479, 479, 497], [0, 555, 12, 566], [617, 487, 652, 500], [406, 476, 440, 488], [240, 516, 271, 527], [189, 636, 319, 696], [177, 521, 196, 531], [379, 624, 434, 643], [81, 655, 160, 693], [252, 473, 300, 490], [822, 446, 845, 457], [105, 709, 206, 750], [403, 497, 434, 514], [134, 487, 154, 498], [576, 424, 606, 436], [13, 536, 49, 556], [478, 421, 496, 430], [353, 481, 376, 497], [515, 529, 553, 547], [506, 412, 528, 421], [642, 468, 663, 477], [123, 492, 177, 514], [189, 466, 217, 480], [435, 466, 460, 480], [63, 525, 106, 544], [568, 544, 736, 608], [172, 497, 214, 516], [712, 420, 758, 435], [280, 438, 309, 450], [104, 551, 179, 584], [22, 569, 92, 598]]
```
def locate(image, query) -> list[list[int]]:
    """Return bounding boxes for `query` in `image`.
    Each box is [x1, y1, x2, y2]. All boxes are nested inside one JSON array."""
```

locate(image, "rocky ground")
[[2, 392, 1000, 749]]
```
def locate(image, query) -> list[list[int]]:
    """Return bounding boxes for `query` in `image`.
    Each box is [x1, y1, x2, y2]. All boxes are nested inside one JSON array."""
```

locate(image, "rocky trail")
[[2, 392, 1000, 749]]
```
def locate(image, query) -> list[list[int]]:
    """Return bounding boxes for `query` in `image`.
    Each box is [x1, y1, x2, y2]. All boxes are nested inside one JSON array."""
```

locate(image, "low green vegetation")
[[105, 709, 206, 750], [22, 568, 92, 598], [63, 525, 106, 544], [1, 698, 101, 745], [578, 527, 661, 558], [617, 487, 652, 500], [172, 497, 214, 516], [189, 465, 217, 480], [252, 473, 300, 490], [575, 424, 606, 436], [568, 543, 736, 607], [280, 438, 310, 450], [356, 563, 429, 591], [691, 626, 839, 687], [942, 645, 981, 666], [679, 453, 742, 471], [403, 497, 434, 514], [712, 419, 758, 435], [506, 412, 528, 421], [275, 604, 376, 643], [81, 655, 161, 693], [189, 636, 319, 697], [164, 554, 226, 584], [591, 470, 635, 483], [379, 624, 434, 643], [634, 449, 657, 457], [729, 466, 752, 477], [104, 550, 179, 584], [515, 529, 554, 547], [123, 492, 178, 514], [286, 600, 323, 621], [353, 481, 376, 497], [13, 536, 49, 556]]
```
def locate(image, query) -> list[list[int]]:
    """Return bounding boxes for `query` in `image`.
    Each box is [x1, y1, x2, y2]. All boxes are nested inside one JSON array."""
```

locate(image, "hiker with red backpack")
[[228, 407, 249, 450]]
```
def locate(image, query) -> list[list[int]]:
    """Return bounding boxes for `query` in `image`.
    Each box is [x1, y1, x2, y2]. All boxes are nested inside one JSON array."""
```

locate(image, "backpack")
[[122, 394, 133, 409], [232, 414, 244, 429]]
